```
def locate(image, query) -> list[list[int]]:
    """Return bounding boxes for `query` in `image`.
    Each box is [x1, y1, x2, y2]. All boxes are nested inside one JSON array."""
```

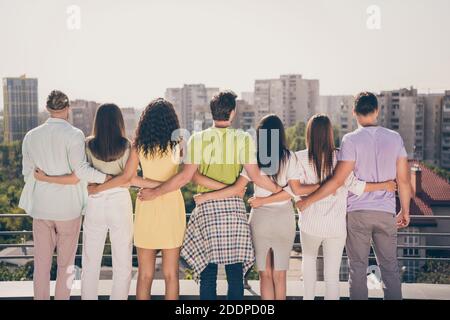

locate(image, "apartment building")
[[121, 107, 138, 141], [165, 84, 219, 132], [233, 99, 256, 131], [254, 74, 319, 127], [68, 99, 100, 136], [441, 91, 450, 169], [2, 76, 38, 143], [378, 88, 425, 160], [320, 95, 356, 141]]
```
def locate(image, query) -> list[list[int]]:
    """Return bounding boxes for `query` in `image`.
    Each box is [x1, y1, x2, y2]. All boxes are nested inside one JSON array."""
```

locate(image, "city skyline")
[[1, 0, 450, 110]]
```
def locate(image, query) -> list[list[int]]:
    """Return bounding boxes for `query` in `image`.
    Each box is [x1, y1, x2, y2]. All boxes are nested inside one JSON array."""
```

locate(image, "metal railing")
[[1, 213, 450, 262]]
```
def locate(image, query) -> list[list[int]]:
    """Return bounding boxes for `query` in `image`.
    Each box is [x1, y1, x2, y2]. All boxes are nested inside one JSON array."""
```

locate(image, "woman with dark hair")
[[86, 98, 185, 300], [34, 103, 159, 300], [293, 114, 396, 300], [194, 114, 317, 300], [244, 114, 396, 299]]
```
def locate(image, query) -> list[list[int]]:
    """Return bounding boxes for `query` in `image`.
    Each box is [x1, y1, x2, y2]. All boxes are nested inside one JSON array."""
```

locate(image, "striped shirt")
[[296, 149, 366, 238]]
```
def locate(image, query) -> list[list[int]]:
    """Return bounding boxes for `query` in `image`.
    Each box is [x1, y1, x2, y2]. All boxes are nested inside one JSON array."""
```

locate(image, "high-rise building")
[[421, 94, 444, 166], [233, 99, 256, 131], [320, 95, 356, 141], [38, 110, 50, 125], [2, 75, 38, 143], [441, 91, 450, 169], [378, 88, 425, 160], [0, 114, 3, 144], [192, 104, 213, 132], [121, 107, 138, 141], [254, 78, 283, 122], [165, 84, 219, 132], [68, 99, 100, 136], [254, 74, 319, 127], [241, 92, 254, 105]]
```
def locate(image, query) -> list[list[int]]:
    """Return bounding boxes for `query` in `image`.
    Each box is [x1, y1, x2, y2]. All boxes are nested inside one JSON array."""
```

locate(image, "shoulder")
[[342, 129, 361, 142], [123, 138, 132, 154], [295, 149, 308, 158], [23, 124, 45, 140], [67, 125, 85, 139], [188, 130, 205, 143], [286, 151, 298, 166], [294, 149, 309, 164], [234, 129, 254, 143], [379, 127, 402, 139]]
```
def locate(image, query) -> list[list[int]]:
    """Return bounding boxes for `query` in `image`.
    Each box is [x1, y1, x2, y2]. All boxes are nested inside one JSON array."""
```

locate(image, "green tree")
[[416, 261, 450, 284], [0, 261, 33, 281], [285, 121, 306, 152], [421, 163, 450, 183]]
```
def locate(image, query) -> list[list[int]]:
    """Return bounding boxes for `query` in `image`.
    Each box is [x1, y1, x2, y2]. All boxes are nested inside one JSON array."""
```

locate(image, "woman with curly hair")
[[33, 102, 160, 300], [87, 98, 186, 300]]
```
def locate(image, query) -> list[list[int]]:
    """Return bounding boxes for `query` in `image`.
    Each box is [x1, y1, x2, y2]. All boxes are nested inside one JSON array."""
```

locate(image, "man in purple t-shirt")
[[297, 92, 412, 300]]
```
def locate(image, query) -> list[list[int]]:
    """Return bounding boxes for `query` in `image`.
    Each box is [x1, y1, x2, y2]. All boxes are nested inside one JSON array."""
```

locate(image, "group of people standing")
[[20, 89, 411, 301]]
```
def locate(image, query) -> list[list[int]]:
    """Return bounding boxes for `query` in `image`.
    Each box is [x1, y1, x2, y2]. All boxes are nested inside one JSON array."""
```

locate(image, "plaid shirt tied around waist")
[[180, 196, 255, 281]]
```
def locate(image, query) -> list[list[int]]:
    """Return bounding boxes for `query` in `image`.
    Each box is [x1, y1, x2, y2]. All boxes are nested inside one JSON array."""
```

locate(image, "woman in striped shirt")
[[251, 114, 396, 300]]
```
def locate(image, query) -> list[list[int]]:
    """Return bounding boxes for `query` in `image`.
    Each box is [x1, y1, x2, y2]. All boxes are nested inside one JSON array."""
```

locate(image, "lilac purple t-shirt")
[[338, 126, 407, 214]]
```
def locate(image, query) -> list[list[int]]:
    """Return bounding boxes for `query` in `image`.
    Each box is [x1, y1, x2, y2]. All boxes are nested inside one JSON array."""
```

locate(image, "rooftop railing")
[[1, 214, 450, 263], [1, 213, 450, 299]]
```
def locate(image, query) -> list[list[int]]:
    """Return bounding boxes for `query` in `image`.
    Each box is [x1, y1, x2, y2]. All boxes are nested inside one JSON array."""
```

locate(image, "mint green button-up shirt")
[[19, 118, 106, 221]]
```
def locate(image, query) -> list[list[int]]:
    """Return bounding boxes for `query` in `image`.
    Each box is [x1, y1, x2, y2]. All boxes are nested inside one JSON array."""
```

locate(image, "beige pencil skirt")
[[249, 202, 296, 271]]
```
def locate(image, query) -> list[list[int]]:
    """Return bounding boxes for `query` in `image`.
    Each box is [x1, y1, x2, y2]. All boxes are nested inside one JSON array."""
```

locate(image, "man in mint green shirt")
[[20, 90, 106, 300], [138, 91, 281, 300]]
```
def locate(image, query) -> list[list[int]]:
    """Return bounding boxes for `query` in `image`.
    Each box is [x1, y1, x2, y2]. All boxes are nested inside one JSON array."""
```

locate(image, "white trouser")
[[81, 188, 133, 300], [301, 231, 346, 300]]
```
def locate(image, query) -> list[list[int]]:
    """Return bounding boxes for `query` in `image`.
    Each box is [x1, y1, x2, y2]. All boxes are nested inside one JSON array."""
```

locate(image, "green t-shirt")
[[186, 127, 257, 193]]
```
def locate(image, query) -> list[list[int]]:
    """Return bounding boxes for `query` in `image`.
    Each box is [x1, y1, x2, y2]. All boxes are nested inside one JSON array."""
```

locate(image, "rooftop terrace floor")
[[1, 280, 449, 300]]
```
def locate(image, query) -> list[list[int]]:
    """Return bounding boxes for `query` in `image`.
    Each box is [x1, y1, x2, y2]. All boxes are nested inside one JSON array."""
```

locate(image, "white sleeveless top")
[[241, 151, 299, 206]]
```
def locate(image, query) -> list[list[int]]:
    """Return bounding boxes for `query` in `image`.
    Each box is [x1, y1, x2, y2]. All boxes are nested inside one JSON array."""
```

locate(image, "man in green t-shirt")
[[138, 91, 281, 300]]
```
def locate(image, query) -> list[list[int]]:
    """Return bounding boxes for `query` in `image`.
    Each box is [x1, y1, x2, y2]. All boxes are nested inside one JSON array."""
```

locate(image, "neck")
[[359, 121, 377, 127], [357, 116, 378, 127], [213, 121, 231, 128], [50, 113, 68, 121]]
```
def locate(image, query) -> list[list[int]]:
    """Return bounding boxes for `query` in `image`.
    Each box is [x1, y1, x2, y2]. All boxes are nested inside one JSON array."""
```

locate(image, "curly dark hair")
[[210, 90, 237, 121], [134, 98, 181, 158]]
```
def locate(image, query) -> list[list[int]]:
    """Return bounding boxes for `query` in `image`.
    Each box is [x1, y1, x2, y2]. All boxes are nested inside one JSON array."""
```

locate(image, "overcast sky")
[[1, 0, 449, 110]]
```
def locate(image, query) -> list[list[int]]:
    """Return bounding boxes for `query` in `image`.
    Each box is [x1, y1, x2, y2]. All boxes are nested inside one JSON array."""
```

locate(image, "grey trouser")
[[346, 210, 402, 300]]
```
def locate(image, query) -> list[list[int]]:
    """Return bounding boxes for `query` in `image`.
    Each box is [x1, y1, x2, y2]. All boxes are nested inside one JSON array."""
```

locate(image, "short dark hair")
[[46, 90, 69, 111], [210, 90, 237, 121], [354, 92, 378, 115]]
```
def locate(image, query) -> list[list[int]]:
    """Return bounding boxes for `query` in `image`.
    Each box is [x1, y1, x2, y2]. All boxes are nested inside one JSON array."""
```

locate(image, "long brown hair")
[[88, 103, 129, 162], [305, 114, 335, 182], [257, 114, 291, 181]]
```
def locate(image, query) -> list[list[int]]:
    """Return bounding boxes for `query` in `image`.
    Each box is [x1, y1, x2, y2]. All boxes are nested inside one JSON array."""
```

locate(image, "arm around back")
[[69, 130, 106, 184]]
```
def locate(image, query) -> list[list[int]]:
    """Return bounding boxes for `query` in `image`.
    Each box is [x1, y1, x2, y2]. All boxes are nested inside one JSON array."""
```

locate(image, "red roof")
[[400, 161, 450, 216], [410, 161, 450, 204]]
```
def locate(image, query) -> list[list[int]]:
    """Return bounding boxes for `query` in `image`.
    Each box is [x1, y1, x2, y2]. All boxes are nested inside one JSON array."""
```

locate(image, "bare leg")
[[272, 270, 287, 300], [136, 247, 157, 300], [259, 249, 275, 300], [161, 247, 180, 300]]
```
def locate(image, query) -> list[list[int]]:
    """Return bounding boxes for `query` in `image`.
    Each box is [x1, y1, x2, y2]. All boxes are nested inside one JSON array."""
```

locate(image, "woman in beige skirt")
[[194, 114, 319, 300]]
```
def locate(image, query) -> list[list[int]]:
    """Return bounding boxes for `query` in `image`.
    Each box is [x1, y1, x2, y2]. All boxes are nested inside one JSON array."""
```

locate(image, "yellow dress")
[[134, 146, 186, 249]]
